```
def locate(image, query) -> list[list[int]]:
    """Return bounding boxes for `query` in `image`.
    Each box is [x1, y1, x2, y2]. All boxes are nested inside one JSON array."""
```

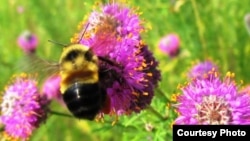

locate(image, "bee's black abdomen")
[[63, 82, 103, 120]]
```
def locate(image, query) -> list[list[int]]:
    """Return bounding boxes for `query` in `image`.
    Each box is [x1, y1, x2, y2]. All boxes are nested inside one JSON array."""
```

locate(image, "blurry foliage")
[[1, 0, 250, 141]]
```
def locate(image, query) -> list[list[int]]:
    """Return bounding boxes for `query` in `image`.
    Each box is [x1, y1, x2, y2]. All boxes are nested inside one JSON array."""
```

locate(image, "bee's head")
[[59, 44, 98, 73]]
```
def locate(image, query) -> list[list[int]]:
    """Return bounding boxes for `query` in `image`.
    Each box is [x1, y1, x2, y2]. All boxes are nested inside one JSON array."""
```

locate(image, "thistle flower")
[[17, 30, 38, 54], [158, 33, 180, 58], [71, 3, 161, 116], [188, 60, 218, 79], [41, 75, 63, 104], [0, 73, 48, 140], [173, 71, 250, 125]]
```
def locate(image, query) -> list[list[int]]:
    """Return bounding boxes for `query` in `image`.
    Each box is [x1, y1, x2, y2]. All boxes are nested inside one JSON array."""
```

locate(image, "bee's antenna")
[[48, 40, 68, 47], [48, 23, 90, 46], [77, 22, 90, 43]]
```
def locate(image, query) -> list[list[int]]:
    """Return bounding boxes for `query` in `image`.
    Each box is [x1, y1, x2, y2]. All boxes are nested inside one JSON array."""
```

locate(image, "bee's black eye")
[[65, 50, 79, 61], [84, 50, 93, 61]]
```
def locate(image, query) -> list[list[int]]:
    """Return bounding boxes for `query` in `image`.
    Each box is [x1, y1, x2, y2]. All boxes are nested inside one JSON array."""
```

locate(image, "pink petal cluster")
[[72, 3, 161, 116], [174, 71, 250, 125], [0, 74, 48, 140], [17, 30, 38, 54], [158, 33, 180, 57]]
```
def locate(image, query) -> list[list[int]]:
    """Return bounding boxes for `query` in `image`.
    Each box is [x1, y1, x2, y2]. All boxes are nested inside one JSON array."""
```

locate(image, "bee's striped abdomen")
[[62, 82, 103, 120]]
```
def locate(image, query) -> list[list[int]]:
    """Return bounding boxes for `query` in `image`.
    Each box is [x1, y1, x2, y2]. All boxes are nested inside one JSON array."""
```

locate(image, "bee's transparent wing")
[[15, 54, 60, 82]]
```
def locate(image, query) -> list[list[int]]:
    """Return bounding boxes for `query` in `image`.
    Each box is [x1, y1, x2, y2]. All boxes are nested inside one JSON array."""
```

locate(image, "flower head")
[[17, 30, 38, 54], [173, 71, 250, 125], [188, 60, 218, 79], [158, 33, 180, 58], [0, 73, 48, 140], [71, 3, 161, 116]]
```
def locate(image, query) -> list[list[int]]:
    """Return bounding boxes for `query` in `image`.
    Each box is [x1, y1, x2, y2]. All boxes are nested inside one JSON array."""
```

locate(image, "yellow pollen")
[[171, 94, 179, 102], [147, 73, 153, 77], [174, 109, 180, 115], [166, 103, 170, 109], [139, 40, 145, 45], [142, 62, 147, 67], [117, 36, 122, 41], [20, 73, 28, 78], [170, 121, 175, 129], [136, 50, 141, 54], [70, 35, 79, 43], [138, 66, 143, 70], [85, 33, 91, 38], [77, 21, 84, 30], [226, 71, 235, 78], [240, 80, 244, 85], [214, 71, 218, 77], [143, 92, 148, 96], [132, 91, 139, 96], [177, 83, 183, 89], [138, 11, 143, 15], [128, 33, 133, 38]]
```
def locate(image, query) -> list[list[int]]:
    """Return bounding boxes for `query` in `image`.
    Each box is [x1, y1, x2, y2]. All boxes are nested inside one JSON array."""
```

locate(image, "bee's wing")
[[16, 54, 60, 82]]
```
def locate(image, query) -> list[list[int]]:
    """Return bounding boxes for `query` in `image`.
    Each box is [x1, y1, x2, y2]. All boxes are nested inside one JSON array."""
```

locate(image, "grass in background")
[[1, 0, 250, 140]]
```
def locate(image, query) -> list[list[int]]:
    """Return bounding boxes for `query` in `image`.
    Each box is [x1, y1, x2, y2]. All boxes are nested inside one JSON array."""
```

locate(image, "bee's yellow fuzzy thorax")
[[59, 44, 99, 93]]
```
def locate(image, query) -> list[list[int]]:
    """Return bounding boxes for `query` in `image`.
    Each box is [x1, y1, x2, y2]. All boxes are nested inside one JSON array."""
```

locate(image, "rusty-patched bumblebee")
[[59, 43, 106, 120]]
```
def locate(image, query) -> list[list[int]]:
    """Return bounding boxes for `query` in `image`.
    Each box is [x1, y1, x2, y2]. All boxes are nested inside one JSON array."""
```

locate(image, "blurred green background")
[[1, 0, 250, 141]]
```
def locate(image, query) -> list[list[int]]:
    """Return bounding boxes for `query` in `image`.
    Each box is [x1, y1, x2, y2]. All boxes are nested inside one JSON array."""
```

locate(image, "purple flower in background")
[[158, 33, 180, 57], [188, 60, 218, 79], [173, 71, 250, 125], [0, 73, 48, 140], [17, 30, 38, 54], [71, 3, 161, 116], [41, 75, 63, 104]]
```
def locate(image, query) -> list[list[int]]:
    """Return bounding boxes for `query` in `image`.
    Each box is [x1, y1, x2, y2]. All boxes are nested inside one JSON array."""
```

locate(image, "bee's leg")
[[99, 86, 110, 114], [97, 56, 121, 68]]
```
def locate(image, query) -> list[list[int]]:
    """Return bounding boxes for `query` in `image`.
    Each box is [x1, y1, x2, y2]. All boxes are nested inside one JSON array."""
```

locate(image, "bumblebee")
[[59, 44, 106, 120]]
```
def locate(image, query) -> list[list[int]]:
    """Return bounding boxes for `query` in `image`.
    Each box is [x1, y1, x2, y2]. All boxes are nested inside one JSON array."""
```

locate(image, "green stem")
[[48, 109, 73, 118], [147, 105, 167, 121], [155, 87, 170, 103], [191, 0, 207, 59]]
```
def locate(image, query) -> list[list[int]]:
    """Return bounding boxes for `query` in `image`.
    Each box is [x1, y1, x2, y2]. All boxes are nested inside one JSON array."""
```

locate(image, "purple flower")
[[0, 73, 48, 140], [41, 75, 63, 104], [188, 60, 218, 79], [158, 33, 180, 57], [173, 71, 250, 125], [72, 3, 161, 116], [17, 30, 38, 54]]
